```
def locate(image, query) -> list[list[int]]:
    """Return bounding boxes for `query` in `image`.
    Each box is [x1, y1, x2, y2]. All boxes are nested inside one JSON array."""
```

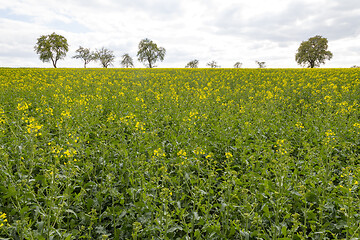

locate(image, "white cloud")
[[0, 0, 359, 68]]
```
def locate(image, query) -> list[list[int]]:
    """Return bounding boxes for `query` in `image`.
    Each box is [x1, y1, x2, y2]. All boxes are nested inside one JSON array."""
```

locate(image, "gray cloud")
[[0, 0, 359, 68], [214, 1, 360, 43]]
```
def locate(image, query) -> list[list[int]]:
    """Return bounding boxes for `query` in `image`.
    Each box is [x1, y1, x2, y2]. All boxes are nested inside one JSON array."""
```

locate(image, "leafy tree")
[[351, 65, 360, 68], [94, 47, 115, 68], [255, 61, 266, 68], [207, 61, 220, 68], [185, 59, 199, 68], [34, 32, 69, 68], [295, 35, 333, 68], [234, 62, 242, 68], [137, 38, 166, 68], [73, 46, 95, 68], [121, 53, 134, 68]]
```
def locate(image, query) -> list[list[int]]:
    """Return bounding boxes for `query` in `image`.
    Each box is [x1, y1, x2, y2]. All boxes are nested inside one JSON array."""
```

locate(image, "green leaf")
[[194, 229, 201, 239], [281, 225, 287, 236], [167, 225, 183, 233], [262, 204, 270, 218], [65, 209, 78, 218], [4, 185, 16, 199], [64, 235, 72, 240], [20, 206, 29, 216], [193, 211, 200, 221]]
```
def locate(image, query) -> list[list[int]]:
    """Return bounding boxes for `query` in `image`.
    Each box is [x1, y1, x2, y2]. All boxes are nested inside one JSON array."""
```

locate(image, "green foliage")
[[121, 53, 134, 68], [94, 47, 115, 68], [295, 35, 333, 68], [185, 60, 199, 68], [137, 38, 166, 68], [34, 32, 69, 68], [0, 68, 360, 239], [73, 46, 96, 68]]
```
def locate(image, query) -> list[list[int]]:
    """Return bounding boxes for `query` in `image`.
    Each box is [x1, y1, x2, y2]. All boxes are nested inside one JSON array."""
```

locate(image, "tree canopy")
[[31, 34, 338, 68], [34, 32, 69, 68], [73, 46, 95, 68], [295, 35, 333, 68], [137, 38, 166, 68], [185, 59, 199, 68], [121, 53, 134, 68]]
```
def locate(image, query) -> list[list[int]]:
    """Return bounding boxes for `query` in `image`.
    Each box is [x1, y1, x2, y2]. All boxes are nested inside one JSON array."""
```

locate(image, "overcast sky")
[[1, 0, 360, 68]]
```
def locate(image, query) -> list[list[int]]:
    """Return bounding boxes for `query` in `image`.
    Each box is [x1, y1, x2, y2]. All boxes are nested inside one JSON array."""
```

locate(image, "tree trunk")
[[148, 57, 152, 68], [51, 58, 57, 68], [310, 60, 315, 68]]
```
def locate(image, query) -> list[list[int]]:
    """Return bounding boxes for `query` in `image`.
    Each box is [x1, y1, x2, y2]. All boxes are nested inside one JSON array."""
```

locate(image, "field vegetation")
[[0, 68, 359, 239]]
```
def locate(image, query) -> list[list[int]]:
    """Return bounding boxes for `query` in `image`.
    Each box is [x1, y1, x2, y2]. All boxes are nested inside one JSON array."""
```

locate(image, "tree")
[[255, 61, 266, 68], [185, 59, 199, 68], [207, 61, 220, 68], [295, 35, 333, 68], [73, 46, 95, 68], [121, 53, 134, 68], [137, 38, 166, 68], [94, 47, 115, 68], [34, 32, 69, 68], [234, 62, 242, 68]]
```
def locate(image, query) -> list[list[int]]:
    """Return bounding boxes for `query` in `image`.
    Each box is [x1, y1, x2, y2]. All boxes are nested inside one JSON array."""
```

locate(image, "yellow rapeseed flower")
[[225, 152, 233, 159], [177, 149, 187, 158], [17, 102, 30, 111], [0, 212, 7, 228]]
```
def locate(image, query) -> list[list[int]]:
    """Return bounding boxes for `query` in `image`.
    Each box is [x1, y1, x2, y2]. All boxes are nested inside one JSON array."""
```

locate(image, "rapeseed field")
[[0, 68, 359, 239]]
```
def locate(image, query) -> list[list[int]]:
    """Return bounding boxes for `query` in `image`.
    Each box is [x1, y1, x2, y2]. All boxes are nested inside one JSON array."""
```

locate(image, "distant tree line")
[[34, 33, 166, 68], [35, 33, 341, 68]]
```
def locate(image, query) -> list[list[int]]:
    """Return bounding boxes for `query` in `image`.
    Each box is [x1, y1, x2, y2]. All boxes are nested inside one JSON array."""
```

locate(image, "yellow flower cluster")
[[61, 110, 71, 118], [177, 149, 187, 159], [107, 112, 116, 122], [0, 107, 6, 131], [295, 122, 304, 129], [17, 101, 30, 111], [324, 129, 336, 145], [0, 212, 7, 228], [338, 166, 359, 192], [64, 148, 77, 158], [152, 148, 165, 159], [135, 121, 145, 133], [225, 152, 233, 159], [24, 116, 42, 136], [193, 147, 205, 156], [275, 139, 288, 155]]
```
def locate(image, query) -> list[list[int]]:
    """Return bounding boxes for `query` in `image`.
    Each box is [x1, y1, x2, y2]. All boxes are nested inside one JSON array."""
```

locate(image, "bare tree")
[[255, 60, 266, 68], [73, 46, 96, 68], [207, 60, 220, 68], [94, 47, 115, 68], [234, 62, 242, 68]]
